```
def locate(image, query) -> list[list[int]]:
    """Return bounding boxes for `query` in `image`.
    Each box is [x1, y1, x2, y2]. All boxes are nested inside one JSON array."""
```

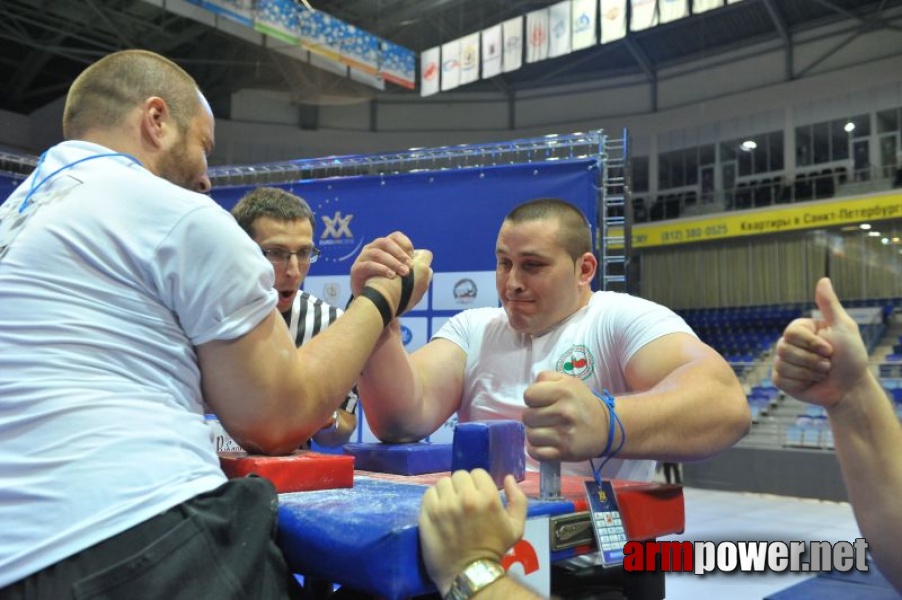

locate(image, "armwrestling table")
[[276, 471, 684, 600]]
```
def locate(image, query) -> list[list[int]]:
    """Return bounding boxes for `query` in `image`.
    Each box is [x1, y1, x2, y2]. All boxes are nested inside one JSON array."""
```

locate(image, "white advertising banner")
[[571, 0, 598, 51], [459, 32, 481, 85], [630, 0, 658, 32], [600, 0, 627, 43], [659, 0, 688, 24], [440, 39, 461, 91], [692, 0, 723, 13], [548, 1, 572, 58], [482, 24, 503, 79], [420, 46, 440, 97], [526, 8, 550, 63], [503, 16, 524, 72]]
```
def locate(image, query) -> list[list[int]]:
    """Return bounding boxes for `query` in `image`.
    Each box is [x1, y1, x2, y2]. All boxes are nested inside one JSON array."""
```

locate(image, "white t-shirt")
[[434, 291, 696, 480], [0, 141, 277, 586]]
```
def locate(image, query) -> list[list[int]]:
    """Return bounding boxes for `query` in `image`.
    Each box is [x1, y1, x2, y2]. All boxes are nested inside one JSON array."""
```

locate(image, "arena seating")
[[679, 298, 902, 448]]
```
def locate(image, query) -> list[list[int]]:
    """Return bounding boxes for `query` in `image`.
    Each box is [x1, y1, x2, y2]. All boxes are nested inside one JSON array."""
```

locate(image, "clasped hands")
[[350, 231, 433, 323]]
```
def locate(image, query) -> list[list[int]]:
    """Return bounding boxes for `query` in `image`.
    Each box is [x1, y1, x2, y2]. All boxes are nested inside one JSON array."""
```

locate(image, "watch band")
[[443, 559, 505, 600]]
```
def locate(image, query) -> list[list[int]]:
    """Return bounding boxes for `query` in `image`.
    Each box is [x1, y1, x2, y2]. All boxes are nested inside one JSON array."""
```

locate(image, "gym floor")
[[660, 485, 864, 599]]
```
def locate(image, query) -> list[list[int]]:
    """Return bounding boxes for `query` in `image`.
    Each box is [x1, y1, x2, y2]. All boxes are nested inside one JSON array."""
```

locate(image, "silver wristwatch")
[[444, 559, 506, 600]]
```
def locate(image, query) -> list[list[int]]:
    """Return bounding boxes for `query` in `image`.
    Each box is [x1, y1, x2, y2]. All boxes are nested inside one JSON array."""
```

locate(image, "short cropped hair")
[[504, 198, 593, 261], [231, 187, 316, 238], [63, 50, 199, 140]]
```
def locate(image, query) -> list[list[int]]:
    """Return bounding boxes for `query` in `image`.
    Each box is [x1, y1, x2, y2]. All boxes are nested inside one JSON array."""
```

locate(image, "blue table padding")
[[342, 442, 452, 475], [277, 475, 577, 599], [452, 420, 526, 486]]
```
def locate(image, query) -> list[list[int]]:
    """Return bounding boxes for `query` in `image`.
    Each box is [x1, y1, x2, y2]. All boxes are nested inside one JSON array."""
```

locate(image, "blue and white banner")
[[548, 1, 572, 59], [571, 0, 598, 51], [431, 272, 499, 311], [254, 0, 299, 44], [381, 41, 416, 90]]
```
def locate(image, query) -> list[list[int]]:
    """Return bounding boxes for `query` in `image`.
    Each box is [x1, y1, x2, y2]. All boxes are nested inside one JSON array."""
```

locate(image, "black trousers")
[[1, 476, 303, 600]]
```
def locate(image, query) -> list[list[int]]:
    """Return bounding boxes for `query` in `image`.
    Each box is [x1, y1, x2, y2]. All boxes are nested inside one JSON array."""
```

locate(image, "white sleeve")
[[615, 295, 697, 364], [153, 204, 277, 345]]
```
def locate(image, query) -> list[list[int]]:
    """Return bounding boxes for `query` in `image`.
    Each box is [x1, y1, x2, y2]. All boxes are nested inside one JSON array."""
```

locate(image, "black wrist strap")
[[358, 286, 393, 328], [397, 270, 415, 315]]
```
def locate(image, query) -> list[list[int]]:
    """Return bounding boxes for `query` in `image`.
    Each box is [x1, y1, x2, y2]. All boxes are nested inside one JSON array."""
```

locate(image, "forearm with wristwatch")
[[441, 558, 545, 600]]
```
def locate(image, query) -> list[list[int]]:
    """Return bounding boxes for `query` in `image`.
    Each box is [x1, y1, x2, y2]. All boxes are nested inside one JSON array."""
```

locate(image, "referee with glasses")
[[232, 186, 358, 447]]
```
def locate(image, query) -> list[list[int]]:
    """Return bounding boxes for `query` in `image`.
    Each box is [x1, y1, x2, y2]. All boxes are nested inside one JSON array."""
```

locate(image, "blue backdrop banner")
[[211, 159, 600, 275]]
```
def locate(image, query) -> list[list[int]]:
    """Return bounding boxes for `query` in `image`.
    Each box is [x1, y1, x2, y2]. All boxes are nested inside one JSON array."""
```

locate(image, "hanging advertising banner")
[[692, 0, 723, 14], [420, 46, 441, 96], [441, 39, 461, 91], [571, 0, 598, 51], [659, 0, 688, 24], [548, 1, 572, 58], [526, 8, 550, 63], [482, 24, 503, 79], [254, 0, 300, 44], [630, 0, 658, 32], [503, 16, 524, 72], [381, 41, 417, 90], [600, 0, 627, 43], [459, 32, 481, 86], [621, 192, 902, 248]]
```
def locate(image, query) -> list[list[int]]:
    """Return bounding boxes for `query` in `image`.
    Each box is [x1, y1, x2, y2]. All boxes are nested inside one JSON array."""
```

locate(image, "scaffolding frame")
[[206, 129, 632, 292]]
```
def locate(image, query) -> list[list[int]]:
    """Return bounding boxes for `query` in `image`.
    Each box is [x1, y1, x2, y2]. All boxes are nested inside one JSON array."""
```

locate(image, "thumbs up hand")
[[773, 278, 870, 408]]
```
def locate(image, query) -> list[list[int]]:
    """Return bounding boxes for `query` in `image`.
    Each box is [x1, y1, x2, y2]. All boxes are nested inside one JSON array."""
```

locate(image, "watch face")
[[452, 559, 505, 600]]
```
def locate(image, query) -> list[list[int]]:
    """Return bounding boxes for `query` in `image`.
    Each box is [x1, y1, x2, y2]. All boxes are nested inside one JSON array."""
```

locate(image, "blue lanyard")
[[19, 151, 141, 213]]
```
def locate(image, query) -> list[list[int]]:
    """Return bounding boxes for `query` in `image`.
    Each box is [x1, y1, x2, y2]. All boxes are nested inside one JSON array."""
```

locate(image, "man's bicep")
[[624, 333, 719, 391]]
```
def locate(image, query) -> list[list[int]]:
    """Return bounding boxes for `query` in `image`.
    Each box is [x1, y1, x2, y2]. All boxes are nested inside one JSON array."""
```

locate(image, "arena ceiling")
[[1, 0, 900, 118]]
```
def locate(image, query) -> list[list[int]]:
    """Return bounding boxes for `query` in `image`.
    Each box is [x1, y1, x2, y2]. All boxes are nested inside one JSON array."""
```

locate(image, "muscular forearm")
[[357, 326, 434, 441], [826, 372, 902, 592], [205, 298, 388, 455]]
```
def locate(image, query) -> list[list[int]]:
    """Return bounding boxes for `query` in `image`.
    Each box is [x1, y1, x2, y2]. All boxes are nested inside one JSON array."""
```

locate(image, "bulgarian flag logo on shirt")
[[555, 344, 595, 380]]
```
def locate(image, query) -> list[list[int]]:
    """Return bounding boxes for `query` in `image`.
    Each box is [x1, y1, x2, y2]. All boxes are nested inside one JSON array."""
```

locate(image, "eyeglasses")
[[261, 246, 320, 266]]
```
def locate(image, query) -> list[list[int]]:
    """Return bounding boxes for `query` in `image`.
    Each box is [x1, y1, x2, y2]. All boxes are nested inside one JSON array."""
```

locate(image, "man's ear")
[[578, 252, 597, 286], [141, 96, 171, 149]]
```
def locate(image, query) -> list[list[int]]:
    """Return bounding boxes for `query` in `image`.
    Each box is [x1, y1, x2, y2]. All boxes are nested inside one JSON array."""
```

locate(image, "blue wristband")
[[590, 389, 626, 486], [593, 389, 617, 457]]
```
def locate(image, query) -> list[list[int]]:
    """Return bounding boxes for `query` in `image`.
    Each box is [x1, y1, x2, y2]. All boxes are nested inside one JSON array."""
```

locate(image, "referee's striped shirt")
[[281, 291, 358, 414]]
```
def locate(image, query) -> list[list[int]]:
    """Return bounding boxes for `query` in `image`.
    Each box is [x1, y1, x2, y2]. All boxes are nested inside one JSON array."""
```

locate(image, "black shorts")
[[1, 475, 303, 600]]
